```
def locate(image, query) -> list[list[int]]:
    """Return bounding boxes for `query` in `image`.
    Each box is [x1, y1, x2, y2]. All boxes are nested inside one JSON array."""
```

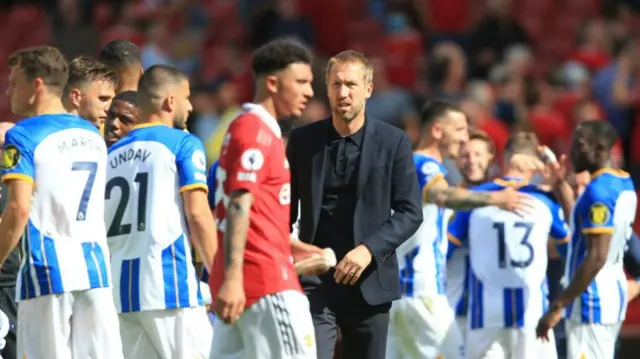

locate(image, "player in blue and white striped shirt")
[[106, 65, 217, 359], [0, 46, 123, 359], [536, 121, 637, 359], [386, 100, 533, 359], [449, 132, 569, 359]]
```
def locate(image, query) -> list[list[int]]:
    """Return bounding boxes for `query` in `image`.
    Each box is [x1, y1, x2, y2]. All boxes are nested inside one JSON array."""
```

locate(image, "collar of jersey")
[[591, 167, 629, 179], [241, 103, 281, 138], [493, 176, 528, 188], [132, 122, 167, 130]]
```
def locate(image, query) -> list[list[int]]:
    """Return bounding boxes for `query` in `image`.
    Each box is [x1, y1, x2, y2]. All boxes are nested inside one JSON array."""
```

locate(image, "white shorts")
[[456, 316, 468, 343], [210, 290, 316, 359], [386, 295, 463, 359], [17, 287, 123, 359], [466, 327, 557, 359], [119, 306, 213, 359], [565, 320, 621, 359]]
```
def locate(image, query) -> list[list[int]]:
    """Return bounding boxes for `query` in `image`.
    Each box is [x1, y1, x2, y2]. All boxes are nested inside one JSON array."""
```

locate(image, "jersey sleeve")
[[220, 118, 270, 195], [580, 186, 615, 235], [417, 159, 446, 192], [207, 161, 219, 210], [549, 201, 570, 242], [175, 134, 208, 193], [448, 210, 471, 247], [1, 127, 35, 185]]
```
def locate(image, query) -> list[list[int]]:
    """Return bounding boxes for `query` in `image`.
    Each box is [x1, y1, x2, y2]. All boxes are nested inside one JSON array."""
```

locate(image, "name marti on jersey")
[[109, 148, 152, 169], [57, 136, 106, 155]]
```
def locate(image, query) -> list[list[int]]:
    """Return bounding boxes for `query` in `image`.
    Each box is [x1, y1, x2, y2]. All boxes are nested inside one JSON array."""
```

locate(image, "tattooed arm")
[[223, 190, 253, 278], [423, 177, 503, 210]]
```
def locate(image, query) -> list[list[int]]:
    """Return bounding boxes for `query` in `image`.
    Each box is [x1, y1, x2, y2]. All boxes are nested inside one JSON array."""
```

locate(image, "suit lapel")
[[356, 118, 378, 199], [311, 120, 329, 225]]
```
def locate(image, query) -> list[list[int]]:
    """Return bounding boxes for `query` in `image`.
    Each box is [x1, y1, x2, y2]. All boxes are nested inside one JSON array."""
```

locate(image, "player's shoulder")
[[469, 180, 505, 192], [584, 169, 633, 202], [11, 113, 100, 147], [413, 153, 445, 177], [110, 123, 201, 154], [227, 112, 263, 132]]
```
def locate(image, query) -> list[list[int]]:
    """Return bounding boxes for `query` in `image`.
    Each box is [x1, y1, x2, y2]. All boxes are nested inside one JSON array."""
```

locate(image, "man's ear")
[[69, 88, 83, 109]]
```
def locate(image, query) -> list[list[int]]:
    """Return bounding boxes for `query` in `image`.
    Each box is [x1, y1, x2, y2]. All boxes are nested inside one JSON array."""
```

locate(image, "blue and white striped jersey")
[[448, 179, 569, 329], [1, 114, 111, 301], [106, 122, 208, 313], [565, 168, 636, 324], [397, 153, 452, 297]]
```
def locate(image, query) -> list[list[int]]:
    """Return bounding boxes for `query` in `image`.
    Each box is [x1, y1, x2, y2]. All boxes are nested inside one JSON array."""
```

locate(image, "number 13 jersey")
[[106, 123, 208, 313], [448, 180, 569, 329]]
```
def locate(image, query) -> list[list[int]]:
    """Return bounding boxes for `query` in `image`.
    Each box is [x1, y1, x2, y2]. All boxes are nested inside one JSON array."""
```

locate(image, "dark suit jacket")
[[286, 117, 423, 306]]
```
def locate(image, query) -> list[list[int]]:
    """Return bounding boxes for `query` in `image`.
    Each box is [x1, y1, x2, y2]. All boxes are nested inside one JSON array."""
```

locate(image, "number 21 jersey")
[[106, 123, 208, 313]]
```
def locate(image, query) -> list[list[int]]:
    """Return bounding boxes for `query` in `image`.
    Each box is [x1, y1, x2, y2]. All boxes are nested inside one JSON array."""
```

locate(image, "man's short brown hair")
[[8, 46, 68, 95], [65, 56, 117, 93], [325, 50, 373, 84], [468, 127, 495, 155], [504, 131, 539, 157]]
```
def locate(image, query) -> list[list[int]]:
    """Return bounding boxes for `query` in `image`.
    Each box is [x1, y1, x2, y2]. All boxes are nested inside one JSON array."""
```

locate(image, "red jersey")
[[209, 104, 301, 308]]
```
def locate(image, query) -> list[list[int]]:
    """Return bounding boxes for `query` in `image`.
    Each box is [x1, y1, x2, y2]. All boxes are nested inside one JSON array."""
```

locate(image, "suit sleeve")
[[361, 133, 423, 263], [579, 186, 615, 235], [286, 129, 300, 236], [624, 231, 640, 278], [1, 127, 35, 185], [175, 134, 209, 193]]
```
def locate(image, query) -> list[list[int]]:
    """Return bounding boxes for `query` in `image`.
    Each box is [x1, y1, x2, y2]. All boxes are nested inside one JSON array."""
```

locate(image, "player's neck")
[[331, 112, 364, 137], [143, 113, 171, 127], [414, 140, 442, 162], [31, 96, 67, 117], [588, 160, 613, 175], [252, 96, 278, 120], [502, 168, 530, 182]]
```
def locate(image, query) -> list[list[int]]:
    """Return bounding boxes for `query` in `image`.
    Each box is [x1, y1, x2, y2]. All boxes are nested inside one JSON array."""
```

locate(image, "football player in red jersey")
[[209, 39, 318, 359]]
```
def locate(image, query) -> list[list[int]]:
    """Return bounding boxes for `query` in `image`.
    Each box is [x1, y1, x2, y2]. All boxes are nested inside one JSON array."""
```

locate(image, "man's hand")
[[334, 244, 372, 285], [538, 146, 568, 186], [490, 186, 534, 215], [536, 305, 564, 341], [214, 277, 246, 324]]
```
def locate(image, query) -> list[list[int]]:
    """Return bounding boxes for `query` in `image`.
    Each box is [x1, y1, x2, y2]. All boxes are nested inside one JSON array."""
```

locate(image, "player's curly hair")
[[65, 56, 118, 93], [99, 39, 141, 69], [8, 46, 68, 95], [251, 39, 312, 76]]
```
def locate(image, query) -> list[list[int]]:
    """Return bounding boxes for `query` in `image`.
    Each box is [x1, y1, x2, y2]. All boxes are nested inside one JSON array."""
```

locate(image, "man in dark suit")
[[286, 50, 423, 359]]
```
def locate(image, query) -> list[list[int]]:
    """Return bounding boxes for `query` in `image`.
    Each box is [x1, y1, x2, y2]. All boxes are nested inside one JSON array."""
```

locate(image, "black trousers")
[[0, 286, 16, 359], [306, 283, 391, 359]]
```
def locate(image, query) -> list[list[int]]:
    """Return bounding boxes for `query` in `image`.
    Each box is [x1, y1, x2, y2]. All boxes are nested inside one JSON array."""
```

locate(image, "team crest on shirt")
[[1, 145, 20, 170], [589, 202, 610, 225], [191, 150, 206, 171], [279, 183, 291, 205], [240, 148, 264, 171], [304, 333, 314, 348], [421, 161, 440, 176]]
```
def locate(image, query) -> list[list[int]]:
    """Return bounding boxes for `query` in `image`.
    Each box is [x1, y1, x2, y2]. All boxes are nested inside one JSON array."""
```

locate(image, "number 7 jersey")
[[105, 123, 208, 313], [1, 114, 110, 301]]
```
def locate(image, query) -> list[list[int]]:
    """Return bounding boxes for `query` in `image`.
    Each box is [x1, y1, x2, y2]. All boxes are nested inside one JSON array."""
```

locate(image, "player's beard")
[[173, 114, 187, 130]]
